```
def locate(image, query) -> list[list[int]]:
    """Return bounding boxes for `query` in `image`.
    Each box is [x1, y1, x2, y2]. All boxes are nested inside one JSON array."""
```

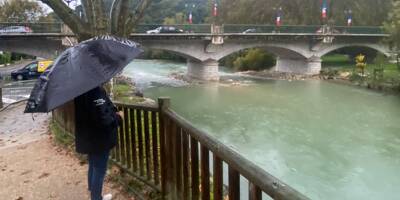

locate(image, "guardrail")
[[223, 24, 386, 35], [0, 22, 63, 33], [54, 98, 308, 199], [0, 22, 386, 35]]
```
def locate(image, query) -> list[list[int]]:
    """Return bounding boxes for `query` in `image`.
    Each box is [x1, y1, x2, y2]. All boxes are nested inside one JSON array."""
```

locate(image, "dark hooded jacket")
[[74, 87, 121, 154]]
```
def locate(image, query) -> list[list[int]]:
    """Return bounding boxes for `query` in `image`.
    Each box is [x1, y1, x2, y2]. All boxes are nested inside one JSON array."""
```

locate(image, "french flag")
[[347, 16, 352, 26], [188, 12, 193, 24], [213, 3, 218, 17], [321, 0, 328, 19], [276, 16, 282, 27]]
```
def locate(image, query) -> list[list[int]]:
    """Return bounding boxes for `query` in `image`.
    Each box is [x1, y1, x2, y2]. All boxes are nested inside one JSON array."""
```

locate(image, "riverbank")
[[235, 69, 400, 94]]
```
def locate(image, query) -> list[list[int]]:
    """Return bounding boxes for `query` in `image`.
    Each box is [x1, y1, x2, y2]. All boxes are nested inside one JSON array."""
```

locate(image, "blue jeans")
[[88, 151, 110, 200]]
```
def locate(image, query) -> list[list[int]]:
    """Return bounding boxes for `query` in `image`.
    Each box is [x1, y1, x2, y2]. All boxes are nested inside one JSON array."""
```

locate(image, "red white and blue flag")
[[347, 16, 352, 26], [188, 12, 193, 24], [321, 0, 328, 19], [276, 16, 282, 26], [276, 8, 283, 26], [213, 3, 218, 17]]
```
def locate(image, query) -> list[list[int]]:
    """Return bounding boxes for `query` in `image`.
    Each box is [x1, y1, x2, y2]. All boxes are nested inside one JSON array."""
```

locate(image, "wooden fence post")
[[158, 97, 170, 199], [0, 86, 3, 109]]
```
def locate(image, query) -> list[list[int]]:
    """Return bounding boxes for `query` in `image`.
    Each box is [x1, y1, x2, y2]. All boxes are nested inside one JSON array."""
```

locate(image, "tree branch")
[[81, 0, 94, 28], [125, 0, 152, 36], [115, 0, 132, 36], [110, 0, 122, 34], [41, 0, 91, 40], [92, 0, 107, 35]]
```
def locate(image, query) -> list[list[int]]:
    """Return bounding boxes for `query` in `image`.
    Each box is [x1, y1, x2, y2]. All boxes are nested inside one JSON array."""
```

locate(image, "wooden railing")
[[54, 98, 309, 200]]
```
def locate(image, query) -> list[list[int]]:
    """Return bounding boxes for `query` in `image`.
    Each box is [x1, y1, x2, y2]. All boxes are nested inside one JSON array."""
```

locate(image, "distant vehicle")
[[146, 26, 184, 34], [11, 60, 53, 81], [316, 26, 340, 34], [0, 26, 33, 34], [242, 28, 257, 34]]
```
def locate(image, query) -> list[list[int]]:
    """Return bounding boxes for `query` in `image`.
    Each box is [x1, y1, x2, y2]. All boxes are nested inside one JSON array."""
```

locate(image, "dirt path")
[[0, 103, 133, 200]]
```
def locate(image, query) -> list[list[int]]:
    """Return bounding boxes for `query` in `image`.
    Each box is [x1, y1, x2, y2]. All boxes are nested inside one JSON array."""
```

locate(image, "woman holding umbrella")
[[75, 85, 122, 200], [25, 36, 143, 200]]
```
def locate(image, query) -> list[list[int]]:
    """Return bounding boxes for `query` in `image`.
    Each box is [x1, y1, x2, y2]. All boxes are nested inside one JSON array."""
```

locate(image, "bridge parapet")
[[0, 22, 63, 33], [0, 22, 387, 36]]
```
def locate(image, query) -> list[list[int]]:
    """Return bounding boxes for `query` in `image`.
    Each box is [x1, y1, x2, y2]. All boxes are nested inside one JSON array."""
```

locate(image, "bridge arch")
[[0, 38, 64, 59], [214, 42, 309, 61], [316, 43, 391, 58], [141, 47, 200, 61]]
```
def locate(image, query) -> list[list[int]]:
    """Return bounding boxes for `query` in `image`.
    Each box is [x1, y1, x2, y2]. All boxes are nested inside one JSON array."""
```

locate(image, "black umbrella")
[[25, 36, 143, 113]]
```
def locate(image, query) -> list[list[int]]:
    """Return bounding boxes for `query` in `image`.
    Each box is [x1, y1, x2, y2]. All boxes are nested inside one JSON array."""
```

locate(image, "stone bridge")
[[0, 24, 391, 81]]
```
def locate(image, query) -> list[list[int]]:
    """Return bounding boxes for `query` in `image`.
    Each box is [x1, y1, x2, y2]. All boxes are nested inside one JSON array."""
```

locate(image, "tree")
[[0, 0, 45, 22], [386, 1, 400, 49], [40, 0, 153, 40]]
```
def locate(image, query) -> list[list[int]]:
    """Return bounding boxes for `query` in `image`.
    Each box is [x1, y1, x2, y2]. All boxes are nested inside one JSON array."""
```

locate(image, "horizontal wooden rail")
[[163, 106, 309, 200], [54, 97, 309, 200]]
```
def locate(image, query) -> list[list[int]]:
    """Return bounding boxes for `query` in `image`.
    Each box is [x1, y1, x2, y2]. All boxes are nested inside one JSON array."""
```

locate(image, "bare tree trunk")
[[41, 0, 152, 40]]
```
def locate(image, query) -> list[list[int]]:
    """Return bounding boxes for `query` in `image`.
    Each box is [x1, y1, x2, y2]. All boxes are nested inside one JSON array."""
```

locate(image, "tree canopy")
[[40, 0, 153, 40], [219, 0, 392, 26], [385, 0, 400, 50], [0, 0, 46, 22]]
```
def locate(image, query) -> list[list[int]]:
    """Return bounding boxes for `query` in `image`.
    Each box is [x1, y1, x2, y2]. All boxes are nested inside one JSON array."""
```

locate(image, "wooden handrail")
[[163, 108, 309, 200], [54, 98, 309, 200]]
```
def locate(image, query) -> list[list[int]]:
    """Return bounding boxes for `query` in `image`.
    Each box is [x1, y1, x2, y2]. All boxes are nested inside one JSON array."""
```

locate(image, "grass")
[[50, 120, 74, 147], [321, 54, 400, 92], [113, 82, 145, 104]]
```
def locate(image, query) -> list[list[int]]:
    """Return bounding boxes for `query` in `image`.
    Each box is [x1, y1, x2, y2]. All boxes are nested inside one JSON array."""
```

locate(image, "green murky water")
[[124, 60, 400, 200]]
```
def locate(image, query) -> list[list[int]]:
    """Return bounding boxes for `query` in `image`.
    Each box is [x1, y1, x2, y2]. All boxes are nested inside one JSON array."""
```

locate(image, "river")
[[123, 59, 400, 200]]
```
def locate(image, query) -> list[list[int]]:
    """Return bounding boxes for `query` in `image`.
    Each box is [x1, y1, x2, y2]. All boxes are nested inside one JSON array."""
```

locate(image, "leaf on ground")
[[38, 172, 50, 179]]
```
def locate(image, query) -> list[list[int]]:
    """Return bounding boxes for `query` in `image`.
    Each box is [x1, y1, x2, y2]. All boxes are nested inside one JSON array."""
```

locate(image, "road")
[[0, 60, 33, 77], [1, 80, 35, 104]]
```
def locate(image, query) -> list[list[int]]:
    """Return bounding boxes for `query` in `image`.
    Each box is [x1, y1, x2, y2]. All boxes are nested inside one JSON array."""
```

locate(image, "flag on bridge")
[[188, 12, 193, 24], [276, 7, 283, 27], [213, 3, 218, 17], [321, 0, 328, 19], [347, 15, 352, 26], [346, 10, 353, 26]]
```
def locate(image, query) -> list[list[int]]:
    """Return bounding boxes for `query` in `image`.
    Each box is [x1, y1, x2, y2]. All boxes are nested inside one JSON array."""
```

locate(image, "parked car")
[[242, 28, 257, 34], [146, 26, 184, 34], [0, 26, 33, 34], [11, 60, 53, 81]]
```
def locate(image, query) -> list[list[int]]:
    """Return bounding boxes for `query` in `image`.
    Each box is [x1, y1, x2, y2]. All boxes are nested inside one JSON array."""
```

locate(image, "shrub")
[[223, 48, 276, 71]]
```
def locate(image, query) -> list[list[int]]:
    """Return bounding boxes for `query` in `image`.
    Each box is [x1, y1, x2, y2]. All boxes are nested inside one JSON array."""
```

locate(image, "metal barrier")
[[0, 22, 386, 35], [0, 22, 63, 33]]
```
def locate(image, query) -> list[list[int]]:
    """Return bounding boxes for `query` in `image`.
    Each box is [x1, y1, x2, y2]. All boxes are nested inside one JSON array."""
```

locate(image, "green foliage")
[[50, 121, 74, 147], [222, 49, 276, 71], [385, 1, 400, 50], [163, 12, 186, 25], [0, 52, 12, 65], [143, 0, 209, 24], [0, 0, 45, 22], [220, 0, 391, 26]]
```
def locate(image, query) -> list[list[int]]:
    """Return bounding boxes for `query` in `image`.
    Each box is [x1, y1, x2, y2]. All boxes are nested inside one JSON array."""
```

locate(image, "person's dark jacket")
[[74, 87, 122, 154]]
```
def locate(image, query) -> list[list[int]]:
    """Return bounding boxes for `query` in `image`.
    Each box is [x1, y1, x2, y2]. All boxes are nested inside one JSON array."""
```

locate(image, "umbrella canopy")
[[25, 36, 143, 113]]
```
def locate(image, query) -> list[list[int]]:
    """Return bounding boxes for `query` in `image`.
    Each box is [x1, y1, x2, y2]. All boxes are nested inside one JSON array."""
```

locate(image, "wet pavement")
[[0, 101, 49, 150], [0, 103, 133, 200]]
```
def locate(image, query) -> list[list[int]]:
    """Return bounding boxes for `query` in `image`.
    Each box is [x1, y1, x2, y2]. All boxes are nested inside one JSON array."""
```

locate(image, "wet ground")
[[0, 103, 133, 200]]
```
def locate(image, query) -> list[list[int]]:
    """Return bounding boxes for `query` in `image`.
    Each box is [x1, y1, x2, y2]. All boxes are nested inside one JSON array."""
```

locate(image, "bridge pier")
[[275, 56, 321, 75], [187, 59, 220, 81]]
